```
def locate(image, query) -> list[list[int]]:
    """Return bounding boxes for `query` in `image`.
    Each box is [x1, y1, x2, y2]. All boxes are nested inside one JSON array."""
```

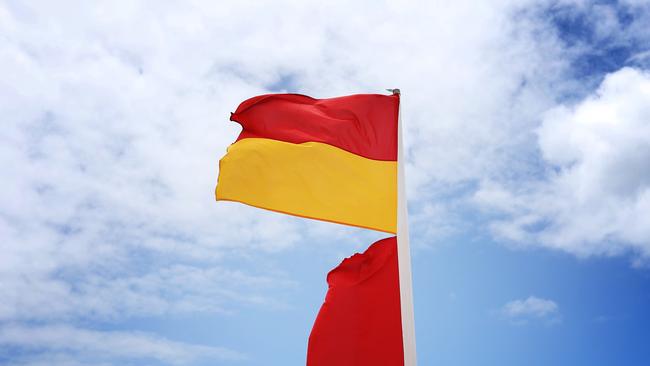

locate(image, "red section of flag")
[[230, 93, 399, 161], [307, 236, 404, 366]]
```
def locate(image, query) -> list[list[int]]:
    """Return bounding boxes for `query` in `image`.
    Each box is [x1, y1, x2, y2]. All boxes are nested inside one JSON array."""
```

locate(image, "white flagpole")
[[394, 89, 417, 366]]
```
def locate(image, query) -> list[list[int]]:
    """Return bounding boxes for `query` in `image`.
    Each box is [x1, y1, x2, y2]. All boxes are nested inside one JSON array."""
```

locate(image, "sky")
[[1, 0, 650, 365]]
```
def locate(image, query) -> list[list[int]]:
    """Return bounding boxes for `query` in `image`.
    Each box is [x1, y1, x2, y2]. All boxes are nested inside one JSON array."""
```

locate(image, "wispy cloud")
[[2, 0, 649, 363], [501, 296, 561, 325], [0, 324, 245, 365], [477, 67, 650, 261], [0, 0, 573, 327]]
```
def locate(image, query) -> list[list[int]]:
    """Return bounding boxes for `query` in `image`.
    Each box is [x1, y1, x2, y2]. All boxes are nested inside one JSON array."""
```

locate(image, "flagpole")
[[394, 89, 417, 366]]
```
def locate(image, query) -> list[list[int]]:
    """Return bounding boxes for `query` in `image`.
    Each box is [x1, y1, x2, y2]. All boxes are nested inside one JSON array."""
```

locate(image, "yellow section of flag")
[[216, 138, 397, 233]]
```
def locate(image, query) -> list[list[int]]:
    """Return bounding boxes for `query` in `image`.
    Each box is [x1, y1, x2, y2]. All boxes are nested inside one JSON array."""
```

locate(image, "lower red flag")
[[307, 236, 404, 366]]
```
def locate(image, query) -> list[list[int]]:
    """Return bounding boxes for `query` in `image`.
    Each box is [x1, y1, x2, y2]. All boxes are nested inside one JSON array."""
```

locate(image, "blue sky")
[[2, 0, 650, 365]]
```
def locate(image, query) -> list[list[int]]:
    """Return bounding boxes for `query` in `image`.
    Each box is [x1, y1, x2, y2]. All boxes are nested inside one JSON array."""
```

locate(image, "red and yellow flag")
[[215, 93, 407, 366], [215, 93, 399, 233]]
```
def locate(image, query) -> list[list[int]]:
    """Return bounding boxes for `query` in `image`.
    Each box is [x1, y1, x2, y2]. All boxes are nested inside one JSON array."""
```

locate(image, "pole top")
[[386, 88, 401, 95]]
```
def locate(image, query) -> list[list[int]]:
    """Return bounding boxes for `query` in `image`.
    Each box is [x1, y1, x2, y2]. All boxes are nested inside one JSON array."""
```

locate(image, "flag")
[[307, 236, 404, 366], [215, 92, 411, 366], [216, 93, 399, 233]]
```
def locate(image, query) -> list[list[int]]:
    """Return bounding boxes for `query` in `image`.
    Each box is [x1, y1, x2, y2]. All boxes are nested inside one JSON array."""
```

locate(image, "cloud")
[[1, 0, 648, 363], [477, 67, 650, 261], [0, 0, 577, 324], [501, 296, 560, 324], [0, 264, 297, 322], [0, 324, 244, 365]]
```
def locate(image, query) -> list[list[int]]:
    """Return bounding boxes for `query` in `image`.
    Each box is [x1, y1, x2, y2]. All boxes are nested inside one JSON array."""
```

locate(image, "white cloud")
[[0, 324, 244, 365], [1, 0, 646, 363], [501, 296, 560, 324], [477, 68, 650, 260], [0, 264, 296, 322], [0, 0, 575, 323]]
